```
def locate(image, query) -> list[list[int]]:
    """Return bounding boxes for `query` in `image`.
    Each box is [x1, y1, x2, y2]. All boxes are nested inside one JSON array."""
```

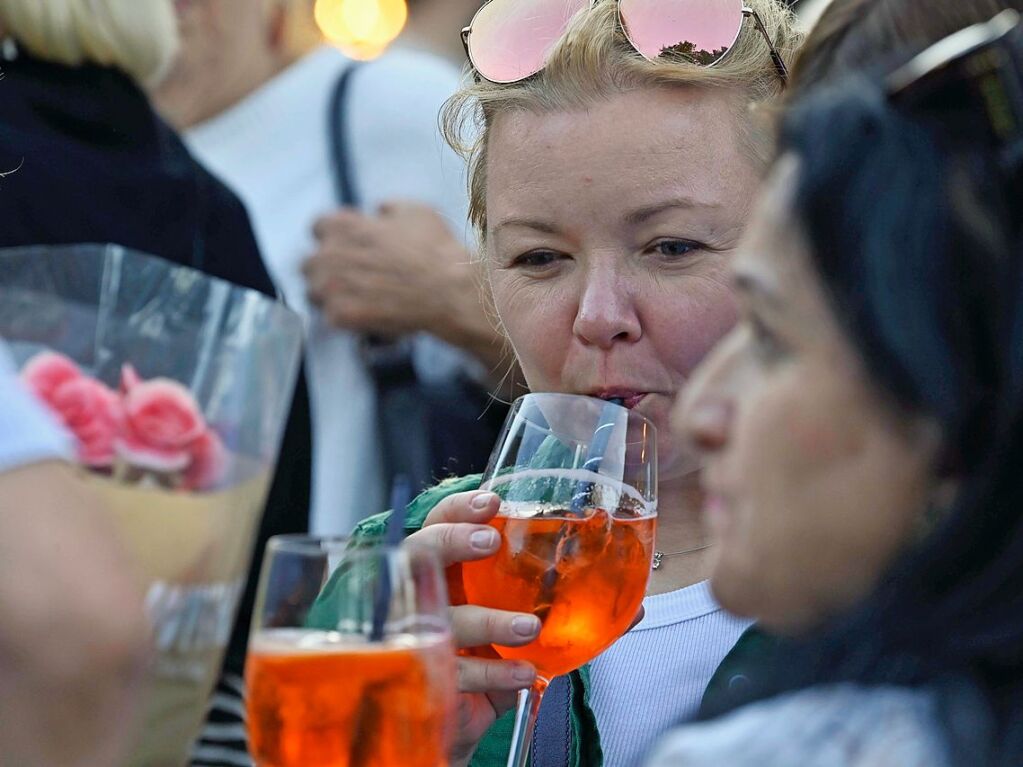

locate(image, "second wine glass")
[[460, 392, 658, 767], [246, 535, 456, 767]]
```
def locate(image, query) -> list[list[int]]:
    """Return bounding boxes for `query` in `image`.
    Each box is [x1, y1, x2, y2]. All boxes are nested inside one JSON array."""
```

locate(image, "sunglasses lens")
[[468, 0, 589, 83], [620, 0, 744, 65]]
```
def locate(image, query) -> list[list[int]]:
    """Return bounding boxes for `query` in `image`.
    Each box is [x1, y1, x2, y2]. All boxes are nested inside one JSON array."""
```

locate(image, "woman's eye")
[[511, 250, 563, 269], [651, 239, 702, 260]]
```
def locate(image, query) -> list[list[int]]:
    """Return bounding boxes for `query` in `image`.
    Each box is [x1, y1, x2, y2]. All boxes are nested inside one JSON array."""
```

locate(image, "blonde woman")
[[315, 2, 804, 765], [0, 2, 314, 764]]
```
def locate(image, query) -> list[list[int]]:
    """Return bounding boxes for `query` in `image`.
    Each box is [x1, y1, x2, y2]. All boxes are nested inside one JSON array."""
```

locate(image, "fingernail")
[[512, 616, 540, 638], [470, 529, 498, 550], [471, 493, 497, 511], [513, 666, 536, 684]]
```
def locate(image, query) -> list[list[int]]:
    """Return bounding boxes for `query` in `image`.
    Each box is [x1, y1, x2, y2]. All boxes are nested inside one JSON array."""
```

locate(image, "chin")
[[708, 556, 761, 620]]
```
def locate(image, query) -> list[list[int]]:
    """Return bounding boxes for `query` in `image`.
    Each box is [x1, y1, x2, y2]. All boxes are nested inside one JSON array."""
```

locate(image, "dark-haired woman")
[[653, 17, 1023, 767]]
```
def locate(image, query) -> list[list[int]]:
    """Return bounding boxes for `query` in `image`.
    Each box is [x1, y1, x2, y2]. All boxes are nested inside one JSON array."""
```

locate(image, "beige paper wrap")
[[86, 471, 270, 767]]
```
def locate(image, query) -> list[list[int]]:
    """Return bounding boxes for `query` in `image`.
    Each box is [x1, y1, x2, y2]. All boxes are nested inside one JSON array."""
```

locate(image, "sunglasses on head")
[[461, 0, 789, 85], [887, 9, 1023, 174]]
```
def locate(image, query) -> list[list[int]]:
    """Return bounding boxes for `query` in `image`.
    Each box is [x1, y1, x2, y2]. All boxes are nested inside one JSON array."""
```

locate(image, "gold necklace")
[[652, 543, 713, 570]]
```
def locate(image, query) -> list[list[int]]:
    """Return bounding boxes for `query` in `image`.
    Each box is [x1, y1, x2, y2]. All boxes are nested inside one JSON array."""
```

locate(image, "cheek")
[[491, 275, 576, 390], [648, 276, 738, 381], [710, 365, 930, 632]]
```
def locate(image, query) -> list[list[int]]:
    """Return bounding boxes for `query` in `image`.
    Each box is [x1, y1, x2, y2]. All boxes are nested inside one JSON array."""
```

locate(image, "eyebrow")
[[491, 218, 561, 235], [624, 197, 721, 226]]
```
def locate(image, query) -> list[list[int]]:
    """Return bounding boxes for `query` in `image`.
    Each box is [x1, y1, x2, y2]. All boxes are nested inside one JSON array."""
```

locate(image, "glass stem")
[[506, 678, 549, 767]]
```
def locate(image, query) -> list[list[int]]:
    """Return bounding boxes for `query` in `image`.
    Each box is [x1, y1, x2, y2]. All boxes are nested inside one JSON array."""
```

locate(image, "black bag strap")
[[532, 674, 573, 767], [328, 63, 365, 209], [327, 62, 433, 493]]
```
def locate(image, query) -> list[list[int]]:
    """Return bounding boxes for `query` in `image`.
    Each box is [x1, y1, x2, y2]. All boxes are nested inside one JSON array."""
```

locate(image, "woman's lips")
[[591, 390, 651, 410]]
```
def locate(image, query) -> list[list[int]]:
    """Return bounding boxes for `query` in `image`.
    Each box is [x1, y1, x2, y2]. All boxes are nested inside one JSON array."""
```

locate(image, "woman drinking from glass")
[[316, 1, 803, 765]]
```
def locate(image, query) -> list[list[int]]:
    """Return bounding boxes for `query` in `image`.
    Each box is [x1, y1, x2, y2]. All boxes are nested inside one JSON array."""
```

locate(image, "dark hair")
[[704, 44, 1023, 767], [790, 0, 1023, 96]]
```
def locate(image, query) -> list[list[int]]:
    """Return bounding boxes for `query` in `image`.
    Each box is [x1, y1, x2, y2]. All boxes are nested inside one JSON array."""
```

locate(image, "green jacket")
[[307, 475, 766, 767]]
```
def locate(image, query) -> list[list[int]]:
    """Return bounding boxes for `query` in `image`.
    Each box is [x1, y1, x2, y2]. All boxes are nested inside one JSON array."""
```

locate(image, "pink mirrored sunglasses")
[[461, 0, 789, 85]]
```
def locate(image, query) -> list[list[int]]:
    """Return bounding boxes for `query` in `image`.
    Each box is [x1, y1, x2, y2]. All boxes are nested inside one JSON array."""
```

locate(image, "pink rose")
[[183, 430, 228, 491], [48, 377, 123, 468], [21, 351, 83, 403], [117, 378, 207, 472]]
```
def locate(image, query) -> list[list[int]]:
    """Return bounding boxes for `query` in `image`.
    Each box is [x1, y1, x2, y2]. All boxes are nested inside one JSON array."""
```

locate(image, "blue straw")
[[569, 398, 623, 515], [370, 475, 412, 642]]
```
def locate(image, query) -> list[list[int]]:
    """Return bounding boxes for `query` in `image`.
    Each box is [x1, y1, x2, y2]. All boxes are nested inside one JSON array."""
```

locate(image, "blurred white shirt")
[[0, 341, 71, 472]]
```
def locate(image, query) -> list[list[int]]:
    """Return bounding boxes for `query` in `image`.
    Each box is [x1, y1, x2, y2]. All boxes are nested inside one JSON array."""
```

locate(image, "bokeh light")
[[314, 0, 409, 61]]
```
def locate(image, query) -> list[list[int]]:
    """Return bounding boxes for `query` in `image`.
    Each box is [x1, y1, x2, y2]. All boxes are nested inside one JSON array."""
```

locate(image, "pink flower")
[[21, 351, 83, 403], [117, 378, 207, 472], [183, 430, 228, 491], [48, 377, 123, 468]]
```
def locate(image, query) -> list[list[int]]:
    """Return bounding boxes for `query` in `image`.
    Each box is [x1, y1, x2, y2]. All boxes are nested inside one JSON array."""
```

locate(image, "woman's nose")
[[572, 272, 641, 349], [684, 399, 733, 452], [674, 331, 743, 453]]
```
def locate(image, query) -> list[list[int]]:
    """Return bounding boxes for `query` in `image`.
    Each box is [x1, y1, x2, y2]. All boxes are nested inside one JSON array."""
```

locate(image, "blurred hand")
[[404, 490, 540, 766], [0, 461, 149, 766], [304, 202, 479, 338]]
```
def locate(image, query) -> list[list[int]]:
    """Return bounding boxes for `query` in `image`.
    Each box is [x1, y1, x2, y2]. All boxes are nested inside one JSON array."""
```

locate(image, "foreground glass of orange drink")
[[459, 393, 657, 767], [246, 536, 456, 767]]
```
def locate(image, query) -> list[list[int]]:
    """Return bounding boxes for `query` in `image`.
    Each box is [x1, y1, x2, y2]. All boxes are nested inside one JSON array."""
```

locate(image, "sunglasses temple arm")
[[461, 26, 484, 83], [746, 8, 789, 83]]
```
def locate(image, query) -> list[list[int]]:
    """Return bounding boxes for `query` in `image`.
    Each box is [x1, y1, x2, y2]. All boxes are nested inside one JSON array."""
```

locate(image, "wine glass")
[[245, 535, 456, 767], [460, 393, 658, 767]]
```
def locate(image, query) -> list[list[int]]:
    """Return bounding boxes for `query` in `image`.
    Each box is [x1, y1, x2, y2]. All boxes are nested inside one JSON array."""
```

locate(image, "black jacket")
[[0, 51, 312, 675]]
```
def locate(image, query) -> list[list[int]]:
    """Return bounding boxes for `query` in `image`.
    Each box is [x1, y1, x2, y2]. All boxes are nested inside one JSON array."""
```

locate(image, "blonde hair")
[[443, 0, 803, 243], [0, 0, 179, 87]]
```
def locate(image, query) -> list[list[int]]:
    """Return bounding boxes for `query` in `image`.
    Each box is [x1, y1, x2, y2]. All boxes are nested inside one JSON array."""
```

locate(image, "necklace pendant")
[[652, 551, 663, 570]]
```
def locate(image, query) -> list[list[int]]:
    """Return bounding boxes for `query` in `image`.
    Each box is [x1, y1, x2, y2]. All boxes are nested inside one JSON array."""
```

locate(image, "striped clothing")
[[190, 675, 251, 767]]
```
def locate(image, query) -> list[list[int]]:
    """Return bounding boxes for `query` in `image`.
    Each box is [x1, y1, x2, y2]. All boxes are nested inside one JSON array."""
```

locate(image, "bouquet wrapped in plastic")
[[0, 245, 303, 766]]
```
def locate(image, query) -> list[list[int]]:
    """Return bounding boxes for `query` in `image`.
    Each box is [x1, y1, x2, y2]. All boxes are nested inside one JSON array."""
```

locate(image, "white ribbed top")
[[588, 580, 753, 767], [0, 342, 71, 471]]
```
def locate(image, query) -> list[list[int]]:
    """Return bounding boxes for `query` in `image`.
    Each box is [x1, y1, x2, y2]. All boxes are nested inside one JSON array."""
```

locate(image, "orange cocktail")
[[246, 630, 453, 767], [461, 506, 655, 679]]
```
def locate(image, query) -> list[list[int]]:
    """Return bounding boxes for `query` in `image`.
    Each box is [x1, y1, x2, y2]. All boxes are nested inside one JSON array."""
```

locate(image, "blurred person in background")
[[656, 11, 1023, 764], [300, 0, 511, 388], [0, 1, 312, 764], [151, 2, 494, 762], [152, 0, 503, 547], [0, 341, 148, 766]]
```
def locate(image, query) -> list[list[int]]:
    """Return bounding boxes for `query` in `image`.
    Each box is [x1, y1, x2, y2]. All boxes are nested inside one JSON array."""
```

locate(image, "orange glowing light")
[[314, 0, 408, 61]]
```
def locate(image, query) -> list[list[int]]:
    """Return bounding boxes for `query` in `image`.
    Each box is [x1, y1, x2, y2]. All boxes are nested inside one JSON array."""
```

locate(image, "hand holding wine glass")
[[404, 490, 543, 764], [455, 393, 658, 766]]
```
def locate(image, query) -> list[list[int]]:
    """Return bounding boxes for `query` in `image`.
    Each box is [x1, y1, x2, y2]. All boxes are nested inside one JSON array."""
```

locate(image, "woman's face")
[[675, 157, 942, 635], [485, 87, 759, 477]]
